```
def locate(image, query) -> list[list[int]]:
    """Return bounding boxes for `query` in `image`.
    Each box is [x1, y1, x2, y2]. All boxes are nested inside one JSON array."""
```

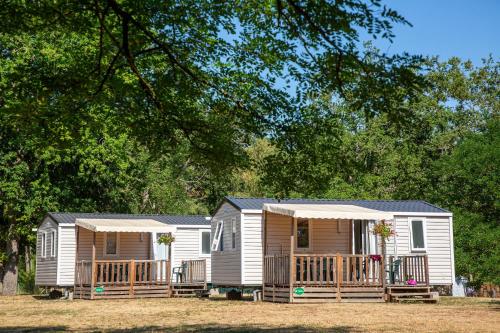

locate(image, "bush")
[[18, 269, 41, 295]]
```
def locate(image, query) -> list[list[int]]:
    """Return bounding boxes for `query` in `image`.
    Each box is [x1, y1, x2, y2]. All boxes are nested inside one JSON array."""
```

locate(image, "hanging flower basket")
[[370, 254, 382, 262], [157, 234, 175, 245], [372, 220, 396, 240]]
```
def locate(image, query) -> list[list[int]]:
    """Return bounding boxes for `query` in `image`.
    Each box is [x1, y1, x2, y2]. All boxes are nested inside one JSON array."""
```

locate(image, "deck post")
[[424, 255, 430, 286], [75, 226, 81, 298], [204, 258, 207, 291], [129, 259, 135, 297], [381, 255, 386, 290], [262, 210, 267, 301], [289, 217, 295, 303], [90, 231, 96, 300], [168, 241, 172, 297], [336, 253, 341, 302]]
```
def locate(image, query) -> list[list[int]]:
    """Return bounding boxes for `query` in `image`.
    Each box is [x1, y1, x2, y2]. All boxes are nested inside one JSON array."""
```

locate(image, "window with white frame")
[[296, 218, 311, 250], [40, 232, 47, 258], [231, 218, 236, 249], [211, 220, 224, 251], [409, 218, 426, 251], [104, 232, 119, 256], [200, 230, 211, 256], [50, 230, 56, 257]]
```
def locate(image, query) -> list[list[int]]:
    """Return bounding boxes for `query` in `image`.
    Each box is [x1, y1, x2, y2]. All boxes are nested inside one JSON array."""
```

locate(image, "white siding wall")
[[35, 218, 58, 286], [211, 202, 242, 285], [385, 215, 453, 285], [171, 227, 211, 283], [241, 213, 263, 285], [57, 225, 76, 286]]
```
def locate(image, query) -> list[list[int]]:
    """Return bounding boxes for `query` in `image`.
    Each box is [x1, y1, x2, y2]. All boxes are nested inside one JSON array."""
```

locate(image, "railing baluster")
[[346, 256, 350, 284], [365, 256, 369, 285]]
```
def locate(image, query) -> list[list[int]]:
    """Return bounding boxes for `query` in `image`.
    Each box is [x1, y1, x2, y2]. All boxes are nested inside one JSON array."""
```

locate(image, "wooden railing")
[[264, 253, 429, 288], [181, 259, 206, 284], [294, 254, 338, 286], [75, 260, 93, 287], [75, 259, 171, 287], [388, 255, 429, 286], [341, 255, 384, 286], [293, 254, 384, 287], [264, 254, 290, 286]]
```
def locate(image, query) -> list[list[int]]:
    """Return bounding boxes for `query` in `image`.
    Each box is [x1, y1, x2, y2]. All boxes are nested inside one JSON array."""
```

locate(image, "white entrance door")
[[152, 232, 169, 260], [152, 232, 170, 280]]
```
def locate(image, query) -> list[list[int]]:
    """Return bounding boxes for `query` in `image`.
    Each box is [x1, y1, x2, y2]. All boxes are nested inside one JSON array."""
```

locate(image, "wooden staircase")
[[387, 286, 436, 303], [289, 286, 385, 303], [172, 284, 208, 297]]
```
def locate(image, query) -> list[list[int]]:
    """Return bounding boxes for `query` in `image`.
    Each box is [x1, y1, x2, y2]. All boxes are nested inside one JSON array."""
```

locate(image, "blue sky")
[[374, 0, 499, 64]]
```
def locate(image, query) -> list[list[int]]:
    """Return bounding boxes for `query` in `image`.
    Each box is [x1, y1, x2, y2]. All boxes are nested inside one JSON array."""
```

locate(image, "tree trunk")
[[24, 245, 31, 274], [0, 263, 4, 293], [1, 237, 19, 295]]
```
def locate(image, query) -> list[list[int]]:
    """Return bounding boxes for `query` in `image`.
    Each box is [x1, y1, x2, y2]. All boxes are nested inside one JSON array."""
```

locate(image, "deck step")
[[340, 298, 385, 303], [389, 292, 432, 297], [387, 286, 430, 291], [391, 297, 437, 303]]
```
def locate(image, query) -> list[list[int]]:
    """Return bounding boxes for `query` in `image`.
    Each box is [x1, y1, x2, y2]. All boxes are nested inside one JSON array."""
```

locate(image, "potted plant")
[[372, 220, 395, 259], [157, 233, 175, 245]]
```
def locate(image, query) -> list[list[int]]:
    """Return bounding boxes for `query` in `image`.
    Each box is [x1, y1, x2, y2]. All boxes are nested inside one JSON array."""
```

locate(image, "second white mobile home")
[[211, 197, 455, 296]]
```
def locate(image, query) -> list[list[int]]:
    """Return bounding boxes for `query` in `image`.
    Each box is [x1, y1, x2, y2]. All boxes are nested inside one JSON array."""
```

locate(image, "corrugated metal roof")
[[47, 212, 211, 226], [224, 196, 449, 213]]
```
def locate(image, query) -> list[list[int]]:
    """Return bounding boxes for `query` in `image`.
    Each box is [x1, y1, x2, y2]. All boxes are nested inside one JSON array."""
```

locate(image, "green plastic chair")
[[388, 259, 401, 284]]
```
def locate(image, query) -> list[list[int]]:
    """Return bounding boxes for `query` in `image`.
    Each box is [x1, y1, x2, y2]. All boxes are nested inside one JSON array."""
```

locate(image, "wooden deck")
[[74, 259, 207, 299], [263, 254, 429, 303]]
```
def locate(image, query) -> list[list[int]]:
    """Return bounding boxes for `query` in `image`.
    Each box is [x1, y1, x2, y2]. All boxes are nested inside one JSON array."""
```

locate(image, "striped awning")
[[263, 204, 393, 220], [75, 218, 177, 233]]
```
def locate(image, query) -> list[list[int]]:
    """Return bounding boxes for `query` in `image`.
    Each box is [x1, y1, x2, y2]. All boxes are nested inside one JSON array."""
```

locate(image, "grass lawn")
[[0, 295, 498, 332]]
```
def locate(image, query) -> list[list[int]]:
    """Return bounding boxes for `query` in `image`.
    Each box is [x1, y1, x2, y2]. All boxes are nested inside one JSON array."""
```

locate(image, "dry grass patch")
[[0, 296, 498, 332]]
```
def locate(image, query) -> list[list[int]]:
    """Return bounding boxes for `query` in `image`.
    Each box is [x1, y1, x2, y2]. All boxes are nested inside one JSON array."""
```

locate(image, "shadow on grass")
[[209, 296, 255, 302], [489, 299, 500, 310], [0, 325, 359, 333], [31, 295, 52, 301], [0, 327, 67, 332]]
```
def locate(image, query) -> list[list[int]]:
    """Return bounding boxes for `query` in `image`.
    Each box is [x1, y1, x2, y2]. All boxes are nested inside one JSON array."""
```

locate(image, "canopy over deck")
[[75, 218, 177, 233], [262, 203, 393, 220]]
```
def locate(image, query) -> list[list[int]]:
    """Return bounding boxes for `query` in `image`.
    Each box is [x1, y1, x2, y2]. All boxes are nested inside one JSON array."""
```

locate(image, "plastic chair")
[[172, 262, 187, 283], [388, 259, 402, 284]]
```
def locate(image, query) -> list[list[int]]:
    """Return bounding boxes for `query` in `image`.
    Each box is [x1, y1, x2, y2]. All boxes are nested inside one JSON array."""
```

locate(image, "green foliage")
[[431, 118, 499, 286], [432, 119, 499, 220], [157, 234, 176, 246], [372, 220, 396, 241], [17, 269, 39, 295], [259, 58, 499, 285], [453, 210, 500, 287]]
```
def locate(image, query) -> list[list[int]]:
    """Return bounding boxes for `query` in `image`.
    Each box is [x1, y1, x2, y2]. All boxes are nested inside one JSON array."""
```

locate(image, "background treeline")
[[0, 1, 498, 294]]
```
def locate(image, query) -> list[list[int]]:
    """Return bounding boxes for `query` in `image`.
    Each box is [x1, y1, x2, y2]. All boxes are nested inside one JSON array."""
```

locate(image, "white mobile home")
[[35, 213, 212, 295], [211, 197, 455, 300]]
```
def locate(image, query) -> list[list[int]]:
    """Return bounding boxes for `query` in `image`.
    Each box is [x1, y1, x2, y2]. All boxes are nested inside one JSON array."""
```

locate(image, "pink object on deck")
[[407, 279, 417, 286]]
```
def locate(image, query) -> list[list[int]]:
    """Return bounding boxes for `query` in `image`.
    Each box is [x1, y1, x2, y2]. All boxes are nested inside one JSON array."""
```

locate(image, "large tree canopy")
[[0, 0, 425, 160]]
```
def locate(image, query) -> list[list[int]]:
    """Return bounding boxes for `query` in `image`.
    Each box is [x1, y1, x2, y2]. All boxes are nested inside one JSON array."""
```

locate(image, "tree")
[[433, 119, 499, 286], [0, 1, 425, 153], [0, 1, 428, 293]]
